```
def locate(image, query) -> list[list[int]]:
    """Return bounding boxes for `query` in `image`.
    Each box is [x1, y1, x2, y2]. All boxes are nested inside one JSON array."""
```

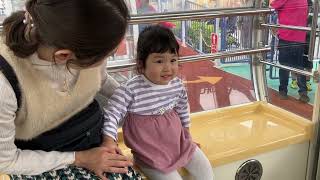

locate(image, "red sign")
[[211, 33, 218, 53]]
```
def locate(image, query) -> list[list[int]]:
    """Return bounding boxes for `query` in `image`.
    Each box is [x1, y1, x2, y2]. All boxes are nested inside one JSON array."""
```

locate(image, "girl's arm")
[[0, 73, 74, 175], [175, 83, 191, 128], [102, 85, 133, 141]]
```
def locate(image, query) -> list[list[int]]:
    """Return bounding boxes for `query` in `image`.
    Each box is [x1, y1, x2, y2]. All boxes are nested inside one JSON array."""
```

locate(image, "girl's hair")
[[3, 0, 129, 67], [136, 25, 179, 74]]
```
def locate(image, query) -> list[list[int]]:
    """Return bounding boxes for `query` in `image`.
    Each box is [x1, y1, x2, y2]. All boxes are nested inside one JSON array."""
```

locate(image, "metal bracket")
[[252, 42, 265, 66]]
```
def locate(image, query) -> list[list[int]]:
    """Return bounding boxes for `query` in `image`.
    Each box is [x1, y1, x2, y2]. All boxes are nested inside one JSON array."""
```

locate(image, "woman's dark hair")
[[136, 25, 179, 74], [3, 0, 129, 67]]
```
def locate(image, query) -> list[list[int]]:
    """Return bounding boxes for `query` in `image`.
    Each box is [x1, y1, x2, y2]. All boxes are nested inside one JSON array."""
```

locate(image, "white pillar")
[[181, 0, 186, 46]]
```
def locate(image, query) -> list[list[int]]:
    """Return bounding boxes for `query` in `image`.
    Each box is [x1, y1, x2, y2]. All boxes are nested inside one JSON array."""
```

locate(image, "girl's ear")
[[53, 49, 75, 64]]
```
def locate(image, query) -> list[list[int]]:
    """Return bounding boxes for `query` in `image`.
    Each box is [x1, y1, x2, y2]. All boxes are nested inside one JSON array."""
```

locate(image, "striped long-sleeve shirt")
[[103, 75, 190, 140]]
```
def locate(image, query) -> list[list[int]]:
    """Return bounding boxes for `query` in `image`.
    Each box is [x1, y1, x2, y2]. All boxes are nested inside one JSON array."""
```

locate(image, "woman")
[[0, 0, 141, 179]]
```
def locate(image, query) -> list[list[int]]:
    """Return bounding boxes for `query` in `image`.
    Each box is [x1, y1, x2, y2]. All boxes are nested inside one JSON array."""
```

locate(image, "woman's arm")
[[0, 73, 74, 175]]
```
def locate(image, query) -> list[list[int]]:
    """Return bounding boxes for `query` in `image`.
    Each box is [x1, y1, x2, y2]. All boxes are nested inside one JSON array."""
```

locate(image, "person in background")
[[270, 0, 309, 103], [290, 0, 314, 92], [0, 0, 141, 179], [102, 25, 214, 180]]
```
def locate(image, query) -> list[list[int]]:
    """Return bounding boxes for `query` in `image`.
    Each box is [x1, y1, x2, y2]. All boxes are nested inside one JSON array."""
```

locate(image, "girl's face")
[[143, 51, 178, 85]]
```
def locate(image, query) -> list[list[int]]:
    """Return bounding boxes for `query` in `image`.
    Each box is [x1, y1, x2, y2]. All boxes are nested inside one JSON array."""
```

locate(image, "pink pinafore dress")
[[122, 110, 196, 173]]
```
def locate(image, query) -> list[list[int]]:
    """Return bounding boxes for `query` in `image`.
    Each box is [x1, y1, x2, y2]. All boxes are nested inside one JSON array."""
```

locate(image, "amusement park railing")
[[156, 2, 256, 64], [183, 1, 213, 53], [107, 48, 271, 71], [129, 8, 271, 24], [130, 7, 271, 62]]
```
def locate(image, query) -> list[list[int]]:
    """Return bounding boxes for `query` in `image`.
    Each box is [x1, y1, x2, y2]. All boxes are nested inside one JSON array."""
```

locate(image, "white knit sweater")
[[0, 54, 119, 175]]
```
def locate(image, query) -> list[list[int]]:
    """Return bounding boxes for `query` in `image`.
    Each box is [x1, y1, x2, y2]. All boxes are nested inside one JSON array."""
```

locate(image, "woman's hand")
[[74, 147, 133, 180]]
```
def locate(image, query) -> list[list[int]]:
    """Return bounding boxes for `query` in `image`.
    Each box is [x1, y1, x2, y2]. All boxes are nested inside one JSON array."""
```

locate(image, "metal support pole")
[[181, 0, 186, 46], [306, 0, 320, 179], [199, 30, 203, 52], [309, 67, 320, 180], [107, 48, 270, 71], [308, 0, 319, 62], [251, 0, 267, 102], [129, 0, 139, 61]]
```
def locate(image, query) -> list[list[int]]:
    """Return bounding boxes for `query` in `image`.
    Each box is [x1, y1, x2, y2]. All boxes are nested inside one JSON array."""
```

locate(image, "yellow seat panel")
[[118, 101, 313, 168], [0, 174, 10, 180]]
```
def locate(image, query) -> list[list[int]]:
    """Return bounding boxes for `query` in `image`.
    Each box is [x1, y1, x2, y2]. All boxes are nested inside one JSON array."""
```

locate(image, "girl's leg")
[[184, 147, 214, 180], [139, 167, 183, 180]]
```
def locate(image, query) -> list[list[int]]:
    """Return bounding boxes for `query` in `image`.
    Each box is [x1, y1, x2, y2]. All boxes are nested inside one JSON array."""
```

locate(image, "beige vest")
[[0, 43, 101, 140]]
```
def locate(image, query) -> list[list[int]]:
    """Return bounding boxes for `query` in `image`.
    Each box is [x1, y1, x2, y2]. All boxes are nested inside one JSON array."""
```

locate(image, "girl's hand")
[[194, 142, 201, 148], [101, 135, 123, 155], [184, 127, 201, 148], [74, 147, 133, 180]]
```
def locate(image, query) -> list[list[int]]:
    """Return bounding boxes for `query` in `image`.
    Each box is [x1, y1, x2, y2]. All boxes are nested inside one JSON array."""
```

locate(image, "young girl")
[[102, 25, 214, 180], [0, 0, 141, 179]]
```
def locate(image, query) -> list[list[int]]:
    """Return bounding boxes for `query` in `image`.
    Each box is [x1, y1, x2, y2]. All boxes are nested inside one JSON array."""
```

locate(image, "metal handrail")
[[107, 47, 270, 70], [261, 23, 320, 32], [0, 7, 273, 31], [259, 60, 313, 77], [107, 46, 317, 78], [129, 8, 272, 24], [308, 0, 319, 61]]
